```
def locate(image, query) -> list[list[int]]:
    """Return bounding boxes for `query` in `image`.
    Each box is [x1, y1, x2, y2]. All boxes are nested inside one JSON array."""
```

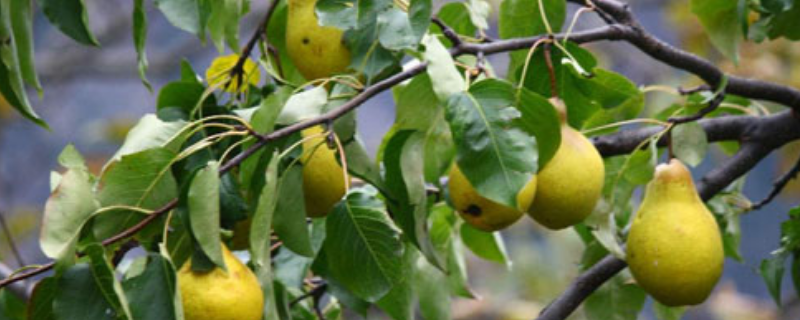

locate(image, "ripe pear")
[[527, 99, 604, 230], [178, 244, 264, 320], [301, 125, 349, 217], [626, 159, 724, 306], [448, 164, 537, 231], [286, 0, 351, 81]]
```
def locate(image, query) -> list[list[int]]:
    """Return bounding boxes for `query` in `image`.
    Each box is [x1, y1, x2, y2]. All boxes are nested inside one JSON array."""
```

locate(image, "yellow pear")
[[301, 125, 349, 217], [448, 164, 537, 232], [286, 0, 351, 81], [527, 99, 604, 230], [626, 159, 724, 306], [178, 244, 264, 320]]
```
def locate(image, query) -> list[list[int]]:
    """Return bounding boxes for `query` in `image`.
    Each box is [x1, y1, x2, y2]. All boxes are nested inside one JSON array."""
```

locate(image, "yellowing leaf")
[[205, 54, 261, 93]]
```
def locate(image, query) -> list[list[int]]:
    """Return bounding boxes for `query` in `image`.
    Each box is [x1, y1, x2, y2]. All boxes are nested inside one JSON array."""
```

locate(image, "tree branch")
[[752, 153, 800, 210], [0, 261, 30, 300], [538, 110, 800, 320]]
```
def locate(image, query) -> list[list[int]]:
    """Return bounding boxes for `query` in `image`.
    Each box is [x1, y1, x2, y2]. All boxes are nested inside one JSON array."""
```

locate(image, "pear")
[[178, 244, 265, 320], [626, 159, 724, 306], [286, 0, 351, 81], [448, 164, 537, 231], [301, 125, 349, 217], [527, 99, 604, 229]]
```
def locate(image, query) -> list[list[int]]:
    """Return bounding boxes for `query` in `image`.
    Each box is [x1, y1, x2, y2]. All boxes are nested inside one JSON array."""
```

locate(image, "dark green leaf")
[[376, 247, 417, 320], [53, 264, 116, 320], [154, 0, 203, 36], [510, 86, 560, 168], [434, 3, 475, 46], [9, 0, 40, 92], [324, 189, 404, 302], [188, 161, 225, 269], [499, 0, 565, 79], [27, 277, 57, 320], [0, 0, 46, 128], [85, 244, 132, 319], [39, 0, 99, 45], [0, 289, 25, 320], [413, 250, 451, 320], [123, 254, 181, 320]]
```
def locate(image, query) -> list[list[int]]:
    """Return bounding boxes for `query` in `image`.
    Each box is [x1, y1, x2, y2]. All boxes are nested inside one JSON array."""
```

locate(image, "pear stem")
[[544, 42, 559, 99]]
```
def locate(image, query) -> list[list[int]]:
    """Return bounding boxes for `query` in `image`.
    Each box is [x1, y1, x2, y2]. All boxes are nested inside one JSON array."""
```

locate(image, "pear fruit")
[[626, 159, 724, 306], [286, 0, 351, 81], [527, 99, 604, 229], [448, 164, 537, 231], [301, 125, 349, 217], [178, 244, 264, 320]]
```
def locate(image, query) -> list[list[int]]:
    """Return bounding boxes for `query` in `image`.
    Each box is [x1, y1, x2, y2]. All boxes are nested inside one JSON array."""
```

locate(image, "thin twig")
[[230, 0, 282, 84], [678, 84, 711, 95], [752, 153, 800, 210], [669, 88, 726, 124], [431, 16, 462, 46], [289, 282, 328, 307], [0, 211, 24, 266]]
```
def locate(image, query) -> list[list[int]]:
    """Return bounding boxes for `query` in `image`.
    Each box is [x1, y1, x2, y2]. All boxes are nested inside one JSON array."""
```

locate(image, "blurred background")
[[0, 0, 799, 319]]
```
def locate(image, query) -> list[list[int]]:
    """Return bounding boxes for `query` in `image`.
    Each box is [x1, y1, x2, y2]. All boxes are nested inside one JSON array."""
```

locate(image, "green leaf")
[[251, 153, 279, 266], [274, 219, 327, 288], [133, 0, 151, 91], [623, 148, 654, 185], [316, 0, 357, 29], [652, 301, 686, 320], [377, 8, 418, 51], [10, 0, 40, 92], [53, 264, 116, 320], [690, 0, 741, 62], [0, 0, 46, 128], [84, 244, 133, 320], [499, 0, 565, 78], [408, 0, 432, 41], [273, 164, 314, 257], [276, 87, 328, 125], [422, 34, 464, 101], [792, 253, 800, 302], [383, 130, 444, 269], [41, 164, 99, 259], [584, 276, 646, 320], [27, 277, 57, 320], [343, 0, 401, 83], [765, 3, 800, 40], [39, 0, 99, 45], [207, 0, 245, 52], [671, 122, 708, 167], [123, 254, 182, 320], [343, 137, 384, 190], [376, 247, 417, 320], [154, 0, 204, 36], [445, 86, 536, 208], [188, 161, 225, 269], [99, 148, 179, 209], [413, 250, 451, 320], [466, 0, 490, 30], [460, 223, 509, 266], [434, 3, 475, 43], [760, 251, 788, 306], [110, 114, 189, 161], [510, 88, 560, 168], [0, 288, 25, 320], [324, 189, 404, 302]]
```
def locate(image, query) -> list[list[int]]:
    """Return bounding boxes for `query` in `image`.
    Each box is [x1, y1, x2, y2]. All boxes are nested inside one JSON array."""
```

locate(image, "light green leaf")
[[40, 167, 99, 259], [671, 122, 708, 167], [413, 249, 451, 320], [653, 301, 686, 320], [690, 0, 741, 62], [466, 0, 490, 30], [276, 87, 328, 125], [154, 0, 203, 36], [109, 114, 189, 162], [10, 0, 40, 92], [460, 223, 509, 266], [188, 161, 225, 269], [760, 251, 788, 306], [422, 34, 464, 101], [98, 148, 178, 210]]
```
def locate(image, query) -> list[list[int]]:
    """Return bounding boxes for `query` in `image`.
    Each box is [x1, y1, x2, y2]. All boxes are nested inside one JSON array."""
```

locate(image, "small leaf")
[[40, 165, 99, 259], [653, 301, 686, 320], [324, 189, 404, 302], [39, 0, 99, 45], [109, 114, 189, 161], [760, 251, 788, 306], [671, 122, 708, 167], [188, 161, 225, 269], [133, 0, 151, 90], [460, 223, 510, 266], [153, 0, 203, 36]]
